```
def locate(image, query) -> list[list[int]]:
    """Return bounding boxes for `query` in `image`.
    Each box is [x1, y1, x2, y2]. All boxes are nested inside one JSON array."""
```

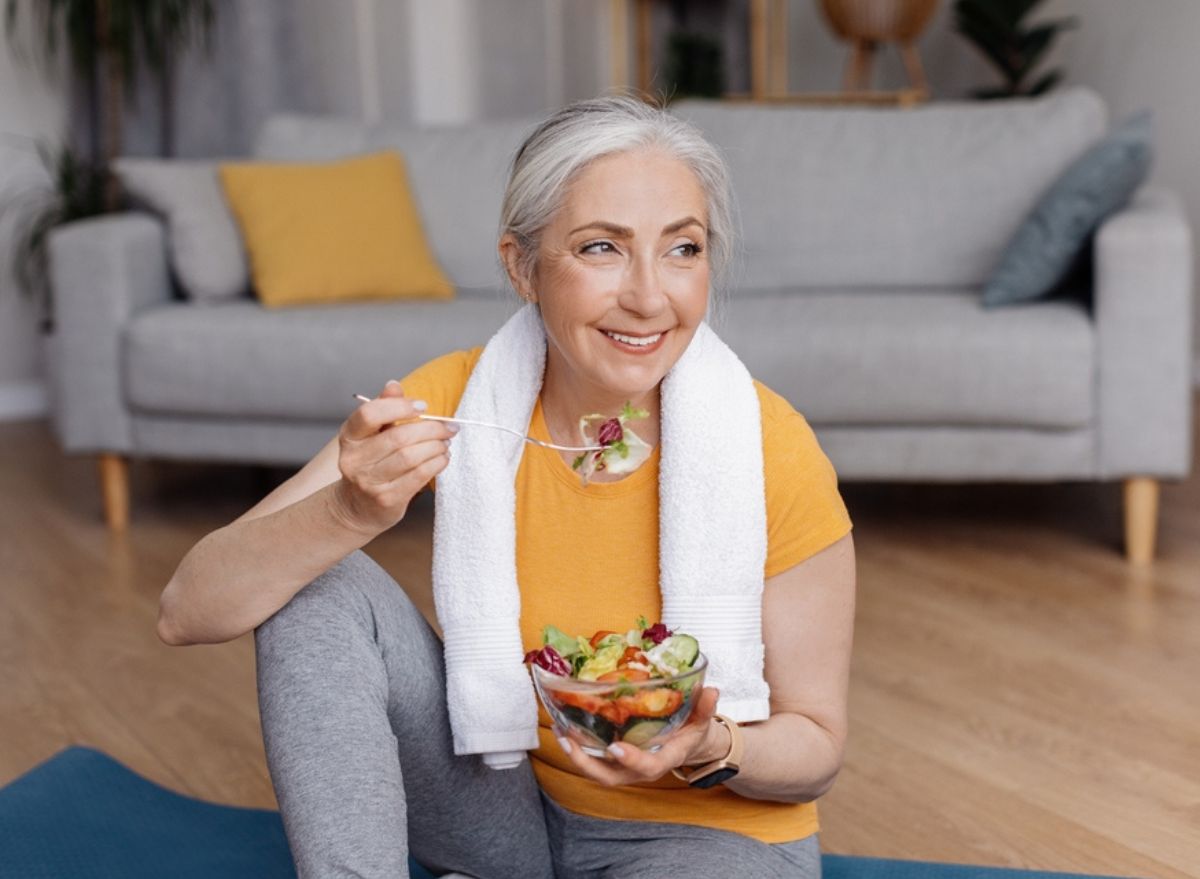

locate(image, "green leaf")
[[543, 625, 580, 657], [1027, 68, 1063, 96], [954, 0, 1076, 98], [955, 12, 1022, 81], [620, 401, 650, 421], [1015, 21, 1074, 81]]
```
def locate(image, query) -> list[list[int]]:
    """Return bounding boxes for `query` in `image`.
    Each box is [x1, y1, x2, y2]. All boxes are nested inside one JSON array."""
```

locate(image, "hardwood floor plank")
[[821, 726, 1193, 878]]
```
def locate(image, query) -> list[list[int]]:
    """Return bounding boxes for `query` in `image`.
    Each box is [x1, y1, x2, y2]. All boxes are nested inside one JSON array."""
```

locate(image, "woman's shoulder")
[[752, 379, 809, 429], [752, 378, 853, 577], [752, 379, 828, 472], [399, 347, 484, 416], [751, 378, 829, 473]]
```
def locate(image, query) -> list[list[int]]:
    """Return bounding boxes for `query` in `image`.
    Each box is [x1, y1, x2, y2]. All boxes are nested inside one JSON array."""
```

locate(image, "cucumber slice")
[[621, 719, 668, 747], [560, 706, 614, 745], [659, 634, 699, 670]]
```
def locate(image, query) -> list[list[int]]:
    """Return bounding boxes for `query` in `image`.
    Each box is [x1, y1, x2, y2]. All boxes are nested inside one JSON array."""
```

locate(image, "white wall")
[[0, 13, 69, 420], [1046, 0, 1200, 385]]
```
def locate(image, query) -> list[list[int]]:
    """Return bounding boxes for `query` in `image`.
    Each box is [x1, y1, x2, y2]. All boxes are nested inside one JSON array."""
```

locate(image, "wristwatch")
[[671, 714, 742, 789]]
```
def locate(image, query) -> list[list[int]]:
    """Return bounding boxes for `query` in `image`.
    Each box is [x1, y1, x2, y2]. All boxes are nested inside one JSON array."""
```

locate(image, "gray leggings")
[[255, 550, 822, 878]]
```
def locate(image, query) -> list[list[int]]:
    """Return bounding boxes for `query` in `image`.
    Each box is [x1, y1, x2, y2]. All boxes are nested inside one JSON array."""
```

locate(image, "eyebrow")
[[569, 216, 706, 237]]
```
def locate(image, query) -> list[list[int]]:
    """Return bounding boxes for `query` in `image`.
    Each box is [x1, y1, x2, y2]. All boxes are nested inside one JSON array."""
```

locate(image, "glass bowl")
[[531, 654, 707, 758]]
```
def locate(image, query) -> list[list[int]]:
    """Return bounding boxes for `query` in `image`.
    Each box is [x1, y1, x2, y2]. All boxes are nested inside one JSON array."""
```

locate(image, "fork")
[[353, 394, 604, 453]]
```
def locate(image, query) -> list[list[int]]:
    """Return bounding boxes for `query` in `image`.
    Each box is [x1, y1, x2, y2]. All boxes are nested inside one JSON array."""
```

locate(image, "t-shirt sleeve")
[[757, 382, 854, 579], [396, 347, 482, 492], [397, 347, 482, 418]]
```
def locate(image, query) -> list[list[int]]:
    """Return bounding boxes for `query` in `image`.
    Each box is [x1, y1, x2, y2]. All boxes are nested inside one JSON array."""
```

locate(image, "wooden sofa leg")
[[1123, 477, 1159, 565], [98, 454, 130, 532]]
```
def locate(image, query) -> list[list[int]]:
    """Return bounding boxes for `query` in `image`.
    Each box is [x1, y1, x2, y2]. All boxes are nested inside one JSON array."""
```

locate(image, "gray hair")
[[499, 94, 737, 302]]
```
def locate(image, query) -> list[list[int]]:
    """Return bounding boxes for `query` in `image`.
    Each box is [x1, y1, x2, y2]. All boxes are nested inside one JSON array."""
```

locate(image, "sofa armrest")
[[1095, 185, 1194, 479], [47, 212, 172, 454]]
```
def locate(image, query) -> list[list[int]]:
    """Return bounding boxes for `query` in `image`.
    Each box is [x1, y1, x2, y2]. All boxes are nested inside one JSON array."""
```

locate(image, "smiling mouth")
[[601, 329, 666, 347]]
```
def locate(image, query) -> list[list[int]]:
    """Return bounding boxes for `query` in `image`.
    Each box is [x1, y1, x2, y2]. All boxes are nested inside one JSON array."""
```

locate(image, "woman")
[[159, 96, 855, 879]]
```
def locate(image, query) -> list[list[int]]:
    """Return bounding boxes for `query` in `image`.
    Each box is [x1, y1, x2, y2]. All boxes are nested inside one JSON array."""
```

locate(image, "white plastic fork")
[[352, 394, 604, 453]]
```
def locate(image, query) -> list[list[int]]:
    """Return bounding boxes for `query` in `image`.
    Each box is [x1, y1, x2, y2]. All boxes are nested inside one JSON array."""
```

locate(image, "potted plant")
[[2, 0, 215, 330], [953, 0, 1078, 99], [661, 0, 725, 102]]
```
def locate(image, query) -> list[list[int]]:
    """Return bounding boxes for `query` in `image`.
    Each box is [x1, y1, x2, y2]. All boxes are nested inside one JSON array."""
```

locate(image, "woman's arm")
[[156, 440, 362, 646], [554, 531, 856, 800], [722, 530, 856, 802], [157, 384, 454, 646]]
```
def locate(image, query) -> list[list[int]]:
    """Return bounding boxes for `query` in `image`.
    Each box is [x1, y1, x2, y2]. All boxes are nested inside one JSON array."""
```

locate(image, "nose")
[[617, 251, 668, 317]]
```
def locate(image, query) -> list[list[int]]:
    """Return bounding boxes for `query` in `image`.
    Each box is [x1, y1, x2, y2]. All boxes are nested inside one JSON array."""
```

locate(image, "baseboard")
[[0, 380, 49, 422]]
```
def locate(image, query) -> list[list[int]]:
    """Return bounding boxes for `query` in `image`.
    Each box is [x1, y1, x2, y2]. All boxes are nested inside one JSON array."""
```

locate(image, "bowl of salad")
[[524, 617, 706, 758]]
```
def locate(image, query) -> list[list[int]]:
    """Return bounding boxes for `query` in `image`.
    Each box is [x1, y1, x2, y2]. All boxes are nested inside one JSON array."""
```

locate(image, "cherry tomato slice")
[[619, 646, 644, 666], [595, 668, 652, 683], [588, 630, 619, 649]]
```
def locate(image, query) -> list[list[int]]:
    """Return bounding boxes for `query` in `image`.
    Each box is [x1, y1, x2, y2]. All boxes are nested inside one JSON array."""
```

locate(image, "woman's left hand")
[[555, 686, 726, 786]]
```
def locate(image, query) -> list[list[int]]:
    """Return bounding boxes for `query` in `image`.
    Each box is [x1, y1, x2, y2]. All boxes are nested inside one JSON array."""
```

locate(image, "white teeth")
[[604, 330, 662, 347]]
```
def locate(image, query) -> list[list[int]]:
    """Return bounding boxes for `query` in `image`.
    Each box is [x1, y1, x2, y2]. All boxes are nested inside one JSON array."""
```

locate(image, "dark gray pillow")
[[982, 110, 1153, 309]]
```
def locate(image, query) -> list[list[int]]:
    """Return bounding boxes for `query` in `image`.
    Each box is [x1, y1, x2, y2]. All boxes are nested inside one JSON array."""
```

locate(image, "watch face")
[[689, 766, 739, 789]]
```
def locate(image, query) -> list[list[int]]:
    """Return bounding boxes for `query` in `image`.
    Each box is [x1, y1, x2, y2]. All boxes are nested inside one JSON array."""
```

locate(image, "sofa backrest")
[[253, 114, 539, 292], [254, 86, 1107, 293], [671, 87, 1107, 289]]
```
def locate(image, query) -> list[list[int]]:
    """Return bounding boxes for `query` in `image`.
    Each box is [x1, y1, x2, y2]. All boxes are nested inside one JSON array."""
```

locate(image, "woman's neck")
[[539, 354, 661, 452]]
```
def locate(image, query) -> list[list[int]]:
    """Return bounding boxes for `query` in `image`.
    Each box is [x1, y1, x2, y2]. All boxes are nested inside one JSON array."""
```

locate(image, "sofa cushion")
[[982, 110, 1154, 308], [125, 297, 519, 420], [126, 288, 1094, 431], [218, 150, 454, 307], [671, 87, 1107, 289], [717, 288, 1095, 429], [113, 158, 251, 302], [253, 114, 538, 294]]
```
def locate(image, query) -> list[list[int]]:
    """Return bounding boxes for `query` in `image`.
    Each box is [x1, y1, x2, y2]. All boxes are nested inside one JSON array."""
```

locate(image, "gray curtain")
[[80, 0, 309, 161]]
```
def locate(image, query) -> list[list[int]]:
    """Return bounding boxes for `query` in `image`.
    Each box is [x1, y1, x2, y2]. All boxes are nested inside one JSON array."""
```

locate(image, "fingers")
[[350, 428, 453, 487], [686, 687, 719, 728], [344, 381, 426, 441], [553, 705, 715, 788], [385, 443, 451, 498]]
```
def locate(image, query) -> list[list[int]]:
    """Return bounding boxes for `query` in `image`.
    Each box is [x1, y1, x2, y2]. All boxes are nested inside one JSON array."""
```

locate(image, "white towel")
[[432, 304, 769, 769]]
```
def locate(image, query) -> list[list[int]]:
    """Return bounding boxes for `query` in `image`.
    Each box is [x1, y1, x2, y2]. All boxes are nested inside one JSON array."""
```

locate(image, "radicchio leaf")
[[596, 417, 623, 445], [523, 645, 571, 676], [641, 622, 673, 645]]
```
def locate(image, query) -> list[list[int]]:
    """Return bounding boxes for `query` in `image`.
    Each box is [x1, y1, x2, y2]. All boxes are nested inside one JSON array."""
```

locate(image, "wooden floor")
[[2, 409, 1198, 878]]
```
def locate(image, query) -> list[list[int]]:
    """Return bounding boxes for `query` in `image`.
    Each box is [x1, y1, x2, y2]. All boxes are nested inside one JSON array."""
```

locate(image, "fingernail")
[[557, 736, 573, 754], [385, 379, 400, 388], [446, 423, 460, 433], [607, 743, 625, 758], [412, 400, 428, 412]]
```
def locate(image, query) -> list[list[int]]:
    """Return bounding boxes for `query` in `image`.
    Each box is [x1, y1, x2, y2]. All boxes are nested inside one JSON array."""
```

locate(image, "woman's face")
[[508, 148, 711, 403]]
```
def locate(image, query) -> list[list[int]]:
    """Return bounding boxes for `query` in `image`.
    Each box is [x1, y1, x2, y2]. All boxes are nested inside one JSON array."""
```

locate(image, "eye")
[[581, 240, 616, 255], [671, 242, 703, 257]]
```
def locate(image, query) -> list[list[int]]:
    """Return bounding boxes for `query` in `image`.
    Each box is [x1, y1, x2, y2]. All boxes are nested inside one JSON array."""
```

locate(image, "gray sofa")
[[46, 87, 1194, 562]]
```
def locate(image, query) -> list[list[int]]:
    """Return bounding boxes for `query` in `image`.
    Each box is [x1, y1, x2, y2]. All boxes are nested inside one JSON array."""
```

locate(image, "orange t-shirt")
[[401, 347, 853, 844]]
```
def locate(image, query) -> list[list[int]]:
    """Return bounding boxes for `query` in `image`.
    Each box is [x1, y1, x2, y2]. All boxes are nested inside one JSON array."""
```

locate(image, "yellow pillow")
[[217, 150, 453, 307]]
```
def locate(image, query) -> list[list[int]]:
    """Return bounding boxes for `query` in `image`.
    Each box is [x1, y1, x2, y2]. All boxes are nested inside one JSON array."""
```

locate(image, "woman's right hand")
[[330, 380, 456, 536]]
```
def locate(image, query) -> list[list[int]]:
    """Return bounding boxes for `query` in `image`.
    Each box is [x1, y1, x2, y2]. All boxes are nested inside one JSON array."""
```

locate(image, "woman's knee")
[[255, 549, 429, 661], [255, 550, 396, 646]]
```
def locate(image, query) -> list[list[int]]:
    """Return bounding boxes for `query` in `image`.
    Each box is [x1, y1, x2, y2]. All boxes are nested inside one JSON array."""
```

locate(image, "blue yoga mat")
[[0, 747, 1134, 879]]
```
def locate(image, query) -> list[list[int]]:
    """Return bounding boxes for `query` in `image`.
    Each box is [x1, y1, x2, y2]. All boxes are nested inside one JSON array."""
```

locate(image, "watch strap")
[[671, 714, 742, 787]]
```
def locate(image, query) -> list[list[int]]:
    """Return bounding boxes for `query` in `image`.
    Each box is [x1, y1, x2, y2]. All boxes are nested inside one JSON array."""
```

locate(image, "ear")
[[498, 233, 537, 303]]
